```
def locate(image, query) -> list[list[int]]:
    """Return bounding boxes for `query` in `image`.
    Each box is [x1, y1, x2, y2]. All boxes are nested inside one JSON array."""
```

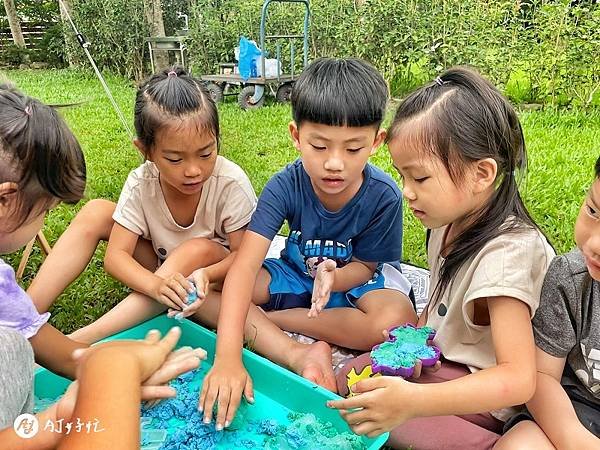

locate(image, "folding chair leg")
[[36, 230, 52, 256], [16, 231, 52, 280], [16, 235, 37, 280]]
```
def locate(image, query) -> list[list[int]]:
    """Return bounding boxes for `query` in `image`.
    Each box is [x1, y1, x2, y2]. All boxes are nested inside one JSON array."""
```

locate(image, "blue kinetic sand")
[[174, 282, 198, 321], [138, 368, 365, 449], [185, 280, 198, 305], [35, 315, 388, 449], [186, 290, 197, 304]]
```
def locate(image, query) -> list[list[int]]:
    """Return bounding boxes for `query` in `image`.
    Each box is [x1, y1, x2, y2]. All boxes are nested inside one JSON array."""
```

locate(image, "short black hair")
[[595, 155, 600, 179], [0, 83, 86, 228], [291, 58, 388, 128], [134, 66, 219, 157]]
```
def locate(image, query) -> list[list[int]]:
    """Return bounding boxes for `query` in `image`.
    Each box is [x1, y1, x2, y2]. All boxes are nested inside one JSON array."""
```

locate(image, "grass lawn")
[[2, 68, 600, 333]]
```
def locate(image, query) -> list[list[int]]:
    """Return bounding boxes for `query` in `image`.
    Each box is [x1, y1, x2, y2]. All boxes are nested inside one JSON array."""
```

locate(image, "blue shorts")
[[261, 258, 414, 311]]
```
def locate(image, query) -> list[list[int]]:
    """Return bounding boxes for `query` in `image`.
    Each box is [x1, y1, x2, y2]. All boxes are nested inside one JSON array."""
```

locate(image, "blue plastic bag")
[[238, 36, 261, 81]]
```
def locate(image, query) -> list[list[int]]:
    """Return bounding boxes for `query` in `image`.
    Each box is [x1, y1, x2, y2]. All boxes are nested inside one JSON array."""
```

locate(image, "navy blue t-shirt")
[[248, 159, 403, 278]]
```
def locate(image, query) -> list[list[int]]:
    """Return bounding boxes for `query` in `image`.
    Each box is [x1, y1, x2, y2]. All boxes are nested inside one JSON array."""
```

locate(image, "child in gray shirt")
[[498, 156, 600, 449], [0, 327, 34, 429]]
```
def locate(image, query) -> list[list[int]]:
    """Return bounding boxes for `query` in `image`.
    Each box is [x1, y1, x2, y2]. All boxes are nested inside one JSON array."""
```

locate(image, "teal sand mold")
[[35, 315, 389, 449]]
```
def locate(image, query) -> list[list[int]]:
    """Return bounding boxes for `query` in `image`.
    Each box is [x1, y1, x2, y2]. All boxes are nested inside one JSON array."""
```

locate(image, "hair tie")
[[434, 76, 445, 87], [167, 71, 178, 78], [24, 105, 32, 116]]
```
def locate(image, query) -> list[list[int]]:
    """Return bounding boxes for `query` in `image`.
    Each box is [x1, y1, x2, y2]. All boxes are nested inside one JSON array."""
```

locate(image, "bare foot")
[[289, 341, 337, 393]]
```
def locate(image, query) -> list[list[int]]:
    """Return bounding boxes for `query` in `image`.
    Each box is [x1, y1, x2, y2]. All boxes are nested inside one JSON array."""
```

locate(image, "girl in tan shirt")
[[329, 67, 555, 450]]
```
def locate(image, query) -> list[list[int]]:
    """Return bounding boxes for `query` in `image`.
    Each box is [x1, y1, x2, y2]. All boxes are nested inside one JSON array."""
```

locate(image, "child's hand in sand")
[[309, 259, 337, 317], [199, 357, 255, 431], [167, 269, 210, 320], [43, 327, 205, 439], [327, 375, 413, 437], [151, 272, 195, 311], [142, 342, 207, 404]]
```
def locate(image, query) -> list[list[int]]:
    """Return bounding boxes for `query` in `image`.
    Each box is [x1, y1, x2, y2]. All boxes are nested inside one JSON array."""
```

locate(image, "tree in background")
[[143, 0, 168, 69], [3, 0, 25, 48]]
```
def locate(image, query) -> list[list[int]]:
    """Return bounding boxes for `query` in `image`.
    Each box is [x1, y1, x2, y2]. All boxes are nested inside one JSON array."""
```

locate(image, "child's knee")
[[494, 421, 548, 450], [74, 199, 115, 237], [355, 319, 392, 350], [359, 293, 418, 348], [371, 292, 417, 328], [172, 237, 227, 266]]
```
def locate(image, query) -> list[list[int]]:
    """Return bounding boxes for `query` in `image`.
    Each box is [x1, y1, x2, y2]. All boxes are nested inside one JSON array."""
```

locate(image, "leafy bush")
[[0, 0, 58, 23], [66, 0, 149, 80], [0, 44, 29, 66], [0, 1, 65, 67], [186, 0, 599, 107], [64, 0, 194, 79], [35, 24, 67, 67], [11, 0, 597, 105]]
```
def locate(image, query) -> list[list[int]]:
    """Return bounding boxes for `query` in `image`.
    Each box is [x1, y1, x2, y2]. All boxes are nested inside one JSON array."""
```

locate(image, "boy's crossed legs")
[[265, 288, 417, 351], [255, 263, 418, 351]]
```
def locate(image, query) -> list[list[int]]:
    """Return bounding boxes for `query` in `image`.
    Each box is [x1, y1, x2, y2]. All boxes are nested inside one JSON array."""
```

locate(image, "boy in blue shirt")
[[198, 58, 416, 429]]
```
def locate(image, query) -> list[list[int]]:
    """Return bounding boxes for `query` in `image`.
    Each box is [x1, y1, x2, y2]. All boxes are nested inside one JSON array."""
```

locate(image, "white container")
[[256, 57, 281, 78]]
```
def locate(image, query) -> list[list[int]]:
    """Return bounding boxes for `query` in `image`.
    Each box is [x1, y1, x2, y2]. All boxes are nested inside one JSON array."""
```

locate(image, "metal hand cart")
[[201, 0, 310, 109]]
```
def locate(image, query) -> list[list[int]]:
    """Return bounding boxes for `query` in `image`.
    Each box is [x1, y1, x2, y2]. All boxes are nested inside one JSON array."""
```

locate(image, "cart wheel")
[[238, 85, 265, 109], [276, 83, 293, 103], [206, 82, 224, 103]]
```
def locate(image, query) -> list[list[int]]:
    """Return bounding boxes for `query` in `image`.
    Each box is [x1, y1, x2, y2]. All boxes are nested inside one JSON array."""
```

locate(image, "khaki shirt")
[[113, 156, 257, 260], [424, 221, 555, 420]]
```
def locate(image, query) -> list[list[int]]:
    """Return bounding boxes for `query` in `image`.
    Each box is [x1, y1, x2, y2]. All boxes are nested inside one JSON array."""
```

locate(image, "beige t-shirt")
[[113, 156, 257, 260], [424, 221, 555, 420]]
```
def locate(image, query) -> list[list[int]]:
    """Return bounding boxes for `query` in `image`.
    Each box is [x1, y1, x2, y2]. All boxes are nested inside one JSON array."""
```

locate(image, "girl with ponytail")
[[329, 67, 555, 449], [70, 67, 257, 343]]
